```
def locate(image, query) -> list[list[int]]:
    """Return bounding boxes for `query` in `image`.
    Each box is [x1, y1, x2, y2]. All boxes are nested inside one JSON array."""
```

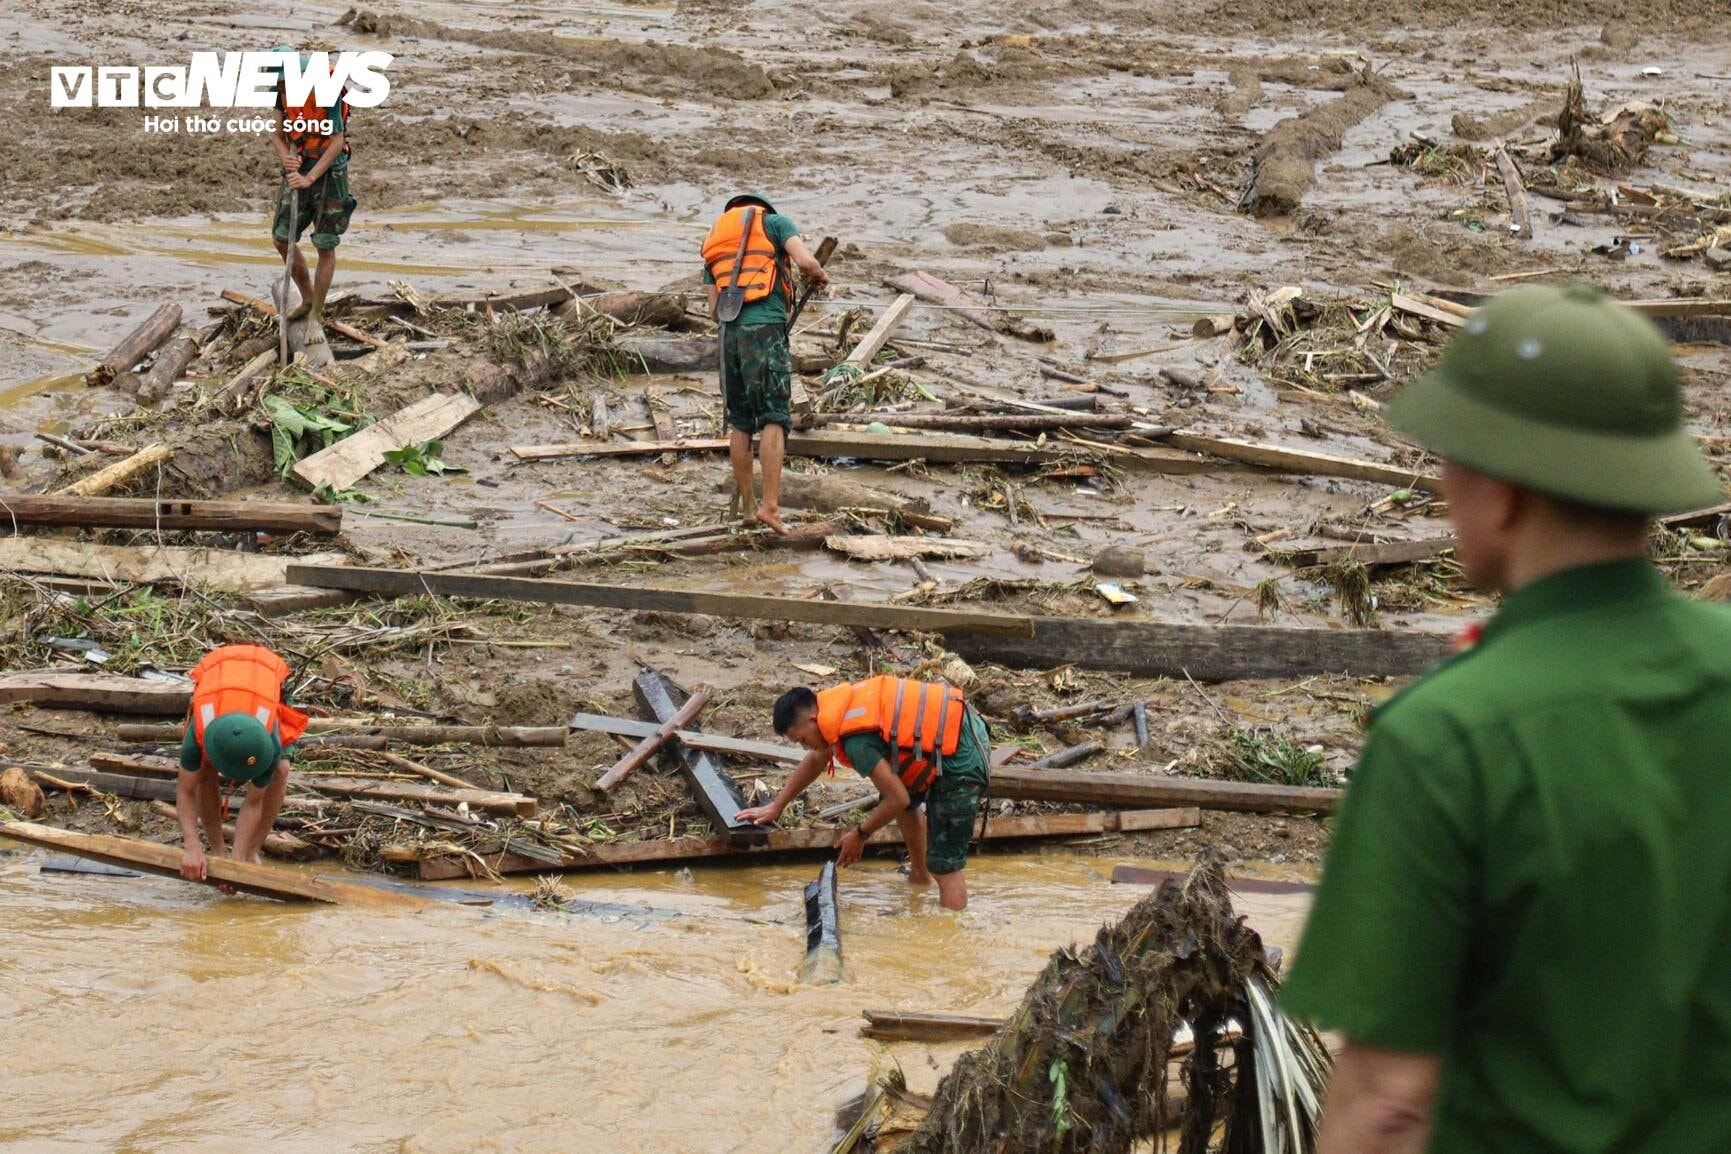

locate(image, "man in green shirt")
[[737, 678, 991, 910], [1282, 285, 1729, 1153], [270, 46, 358, 334], [700, 193, 829, 533]]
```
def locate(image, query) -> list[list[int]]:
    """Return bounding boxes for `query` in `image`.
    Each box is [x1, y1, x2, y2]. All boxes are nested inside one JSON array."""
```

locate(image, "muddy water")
[[0, 848, 1309, 1152]]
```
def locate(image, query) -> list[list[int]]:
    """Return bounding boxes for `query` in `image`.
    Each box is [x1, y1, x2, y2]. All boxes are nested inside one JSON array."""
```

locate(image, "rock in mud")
[[1092, 545, 1147, 578]]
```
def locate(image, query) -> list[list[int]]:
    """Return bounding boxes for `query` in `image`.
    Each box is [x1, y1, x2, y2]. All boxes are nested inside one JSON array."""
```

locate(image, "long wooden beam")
[[114, 721, 566, 747], [596, 686, 711, 792], [567, 712, 802, 764], [0, 672, 191, 716], [282, 564, 1036, 638], [988, 766, 1340, 814], [950, 616, 1452, 681], [0, 821, 430, 908], [413, 807, 1201, 879], [0, 495, 341, 534], [1160, 432, 1439, 490]]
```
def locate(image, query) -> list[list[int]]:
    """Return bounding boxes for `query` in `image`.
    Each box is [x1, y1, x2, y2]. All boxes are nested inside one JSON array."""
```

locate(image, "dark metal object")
[[633, 670, 766, 846]]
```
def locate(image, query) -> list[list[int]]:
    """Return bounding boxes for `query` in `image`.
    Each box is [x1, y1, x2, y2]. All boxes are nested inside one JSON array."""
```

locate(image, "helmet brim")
[[1387, 368, 1723, 514]]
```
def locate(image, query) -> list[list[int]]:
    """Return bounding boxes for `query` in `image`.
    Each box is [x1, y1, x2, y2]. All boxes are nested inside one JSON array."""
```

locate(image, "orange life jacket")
[[815, 676, 966, 793], [278, 85, 352, 163], [701, 205, 792, 308], [188, 644, 309, 752]]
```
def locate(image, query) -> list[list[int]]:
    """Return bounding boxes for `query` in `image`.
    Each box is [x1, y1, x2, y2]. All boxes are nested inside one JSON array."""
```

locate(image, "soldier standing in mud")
[[700, 193, 829, 533], [1281, 286, 1731, 1153], [270, 46, 358, 342]]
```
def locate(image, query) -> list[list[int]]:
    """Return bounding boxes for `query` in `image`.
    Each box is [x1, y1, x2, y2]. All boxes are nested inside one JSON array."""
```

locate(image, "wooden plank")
[[1663, 501, 1731, 530], [950, 616, 1451, 681], [55, 444, 173, 497], [596, 686, 712, 792], [149, 800, 317, 862], [296, 775, 537, 816], [113, 721, 567, 747], [804, 412, 1133, 433], [414, 808, 1191, 878], [513, 438, 729, 461], [1116, 806, 1203, 831], [801, 860, 843, 984], [840, 293, 916, 368], [0, 539, 346, 593], [1493, 140, 1533, 240], [567, 713, 802, 764], [635, 671, 763, 845], [0, 672, 190, 716], [290, 392, 482, 491], [646, 388, 678, 442], [0, 495, 341, 534], [825, 535, 992, 562], [32, 767, 196, 802], [282, 564, 1036, 638], [1160, 432, 1439, 490], [1278, 536, 1454, 568], [0, 821, 429, 908], [86, 304, 181, 386], [861, 1010, 1003, 1042], [1391, 292, 1467, 328], [884, 271, 1052, 343], [1109, 863, 1317, 894], [988, 766, 1340, 814]]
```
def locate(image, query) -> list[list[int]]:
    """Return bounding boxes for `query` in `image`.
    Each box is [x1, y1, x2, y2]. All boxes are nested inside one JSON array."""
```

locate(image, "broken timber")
[[825, 535, 991, 562], [1493, 140, 1533, 240], [282, 564, 1035, 638], [414, 808, 1201, 879], [951, 617, 1452, 681], [0, 539, 346, 593], [800, 860, 843, 985], [55, 444, 173, 497], [0, 495, 341, 534], [884, 271, 1053, 343], [861, 1010, 1003, 1042], [290, 392, 481, 491], [635, 670, 763, 845], [86, 304, 182, 387], [0, 821, 429, 908], [514, 430, 1211, 473], [568, 713, 802, 764], [0, 672, 190, 716], [836, 293, 916, 370], [1159, 432, 1439, 490], [595, 686, 712, 792], [801, 412, 1133, 434], [988, 766, 1340, 815], [1278, 536, 1454, 568]]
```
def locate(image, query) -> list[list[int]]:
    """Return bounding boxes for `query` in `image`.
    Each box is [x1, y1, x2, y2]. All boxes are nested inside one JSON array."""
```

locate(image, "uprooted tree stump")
[[896, 855, 1316, 1154], [1551, 65, 1669, 173]]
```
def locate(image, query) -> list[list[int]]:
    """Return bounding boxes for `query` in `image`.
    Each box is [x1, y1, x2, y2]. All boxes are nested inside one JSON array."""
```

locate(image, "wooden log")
[[801, 860, 843, 984], [213, 348, 278, 409], [148, 800, 317, 862], [567, 713, 802, 764], [55, 444, 173, 497], [778, 473, 953, 533], [646, 387, 678, 442], [0, 495, 341, 534], [988, 766, 1340, 814], [113, 721, 567, 747], [1159, 432, 1438, 490], [838, 294, 916, 369], [0, 539, 345, 592], [825, 535, 992, 562], [326, 319, 386, 349], [595, 687, 712, 792], [33, 433, 93, 458], [283, 563, 1036, 638], [0, 821, 429, 908], [1025, 740, 1104, 769], [31, 767, 190, 802], [1493, 140, 1533, 240], [1018, 698, 1115, 724], [295, 774, 537, 816], [1278, 536, 1454, 568], [614, 334, 717, 374], [290, 392, 482, 491], [1132, 701, 1150, 749], [413, 807, 1202, 879], [1192, 314, 1240, 339], [555, 290, 689, 328], [861, 1010, 1004, 1042], [0, 672, 190, 716], [86, 304, 182, 387], [803, 412, 1132, 433], [135, 334, 200, 404], [951, 616, 1451, 680], [635, 671, 763, 845], [221, 289, 276, 317], [884, 271, 1053, 343], [513, 437, 729, 461]]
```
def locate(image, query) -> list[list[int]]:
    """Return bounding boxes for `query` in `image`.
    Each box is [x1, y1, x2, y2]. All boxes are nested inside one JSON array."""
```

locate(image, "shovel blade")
[[715, 288, 746, 324]]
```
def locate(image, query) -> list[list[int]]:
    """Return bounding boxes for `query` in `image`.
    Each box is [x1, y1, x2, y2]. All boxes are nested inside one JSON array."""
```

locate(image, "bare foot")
[[755, 505, 788, 535], [906, 869, 933, 887], [285, 301, 313, 322]]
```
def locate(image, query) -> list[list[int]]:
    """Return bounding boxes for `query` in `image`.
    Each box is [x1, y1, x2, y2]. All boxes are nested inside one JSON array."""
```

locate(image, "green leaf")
[[270, 423, 296, 475]]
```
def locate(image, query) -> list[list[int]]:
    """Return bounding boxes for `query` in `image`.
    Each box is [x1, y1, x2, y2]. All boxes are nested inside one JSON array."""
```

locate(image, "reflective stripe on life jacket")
[[279, 86, 352, 163], [188, 644, 310, 751], [815, 676, 966, 793], [701, 205, 793, 307]]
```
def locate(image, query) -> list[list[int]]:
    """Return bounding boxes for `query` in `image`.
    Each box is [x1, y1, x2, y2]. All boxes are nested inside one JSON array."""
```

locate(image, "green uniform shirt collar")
[[1480, 557, 1665, 646]]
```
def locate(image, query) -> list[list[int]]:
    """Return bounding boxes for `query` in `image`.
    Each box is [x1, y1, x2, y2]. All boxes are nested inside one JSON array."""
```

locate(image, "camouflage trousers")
[[721, 322, 791, 434], [272, 167, 356, 251]]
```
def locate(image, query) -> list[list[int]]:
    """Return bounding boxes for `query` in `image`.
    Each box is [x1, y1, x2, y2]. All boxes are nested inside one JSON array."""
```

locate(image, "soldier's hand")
[[836, 828, 865, 867], [805, 267, 831, 291], [286, 172, 314, 191], [180, 847, 208, 882], [735, 804, 782, 826]]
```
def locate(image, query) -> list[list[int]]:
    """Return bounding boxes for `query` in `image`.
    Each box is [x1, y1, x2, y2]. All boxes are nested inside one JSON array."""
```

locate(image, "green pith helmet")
[[724, 192, 776, 215], [204, 713, 277, 786], [1386, 284, 1722, 514]]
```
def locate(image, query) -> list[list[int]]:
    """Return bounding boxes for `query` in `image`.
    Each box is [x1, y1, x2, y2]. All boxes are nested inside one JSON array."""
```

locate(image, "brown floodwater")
[[0, 846, 1310, 1152]]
